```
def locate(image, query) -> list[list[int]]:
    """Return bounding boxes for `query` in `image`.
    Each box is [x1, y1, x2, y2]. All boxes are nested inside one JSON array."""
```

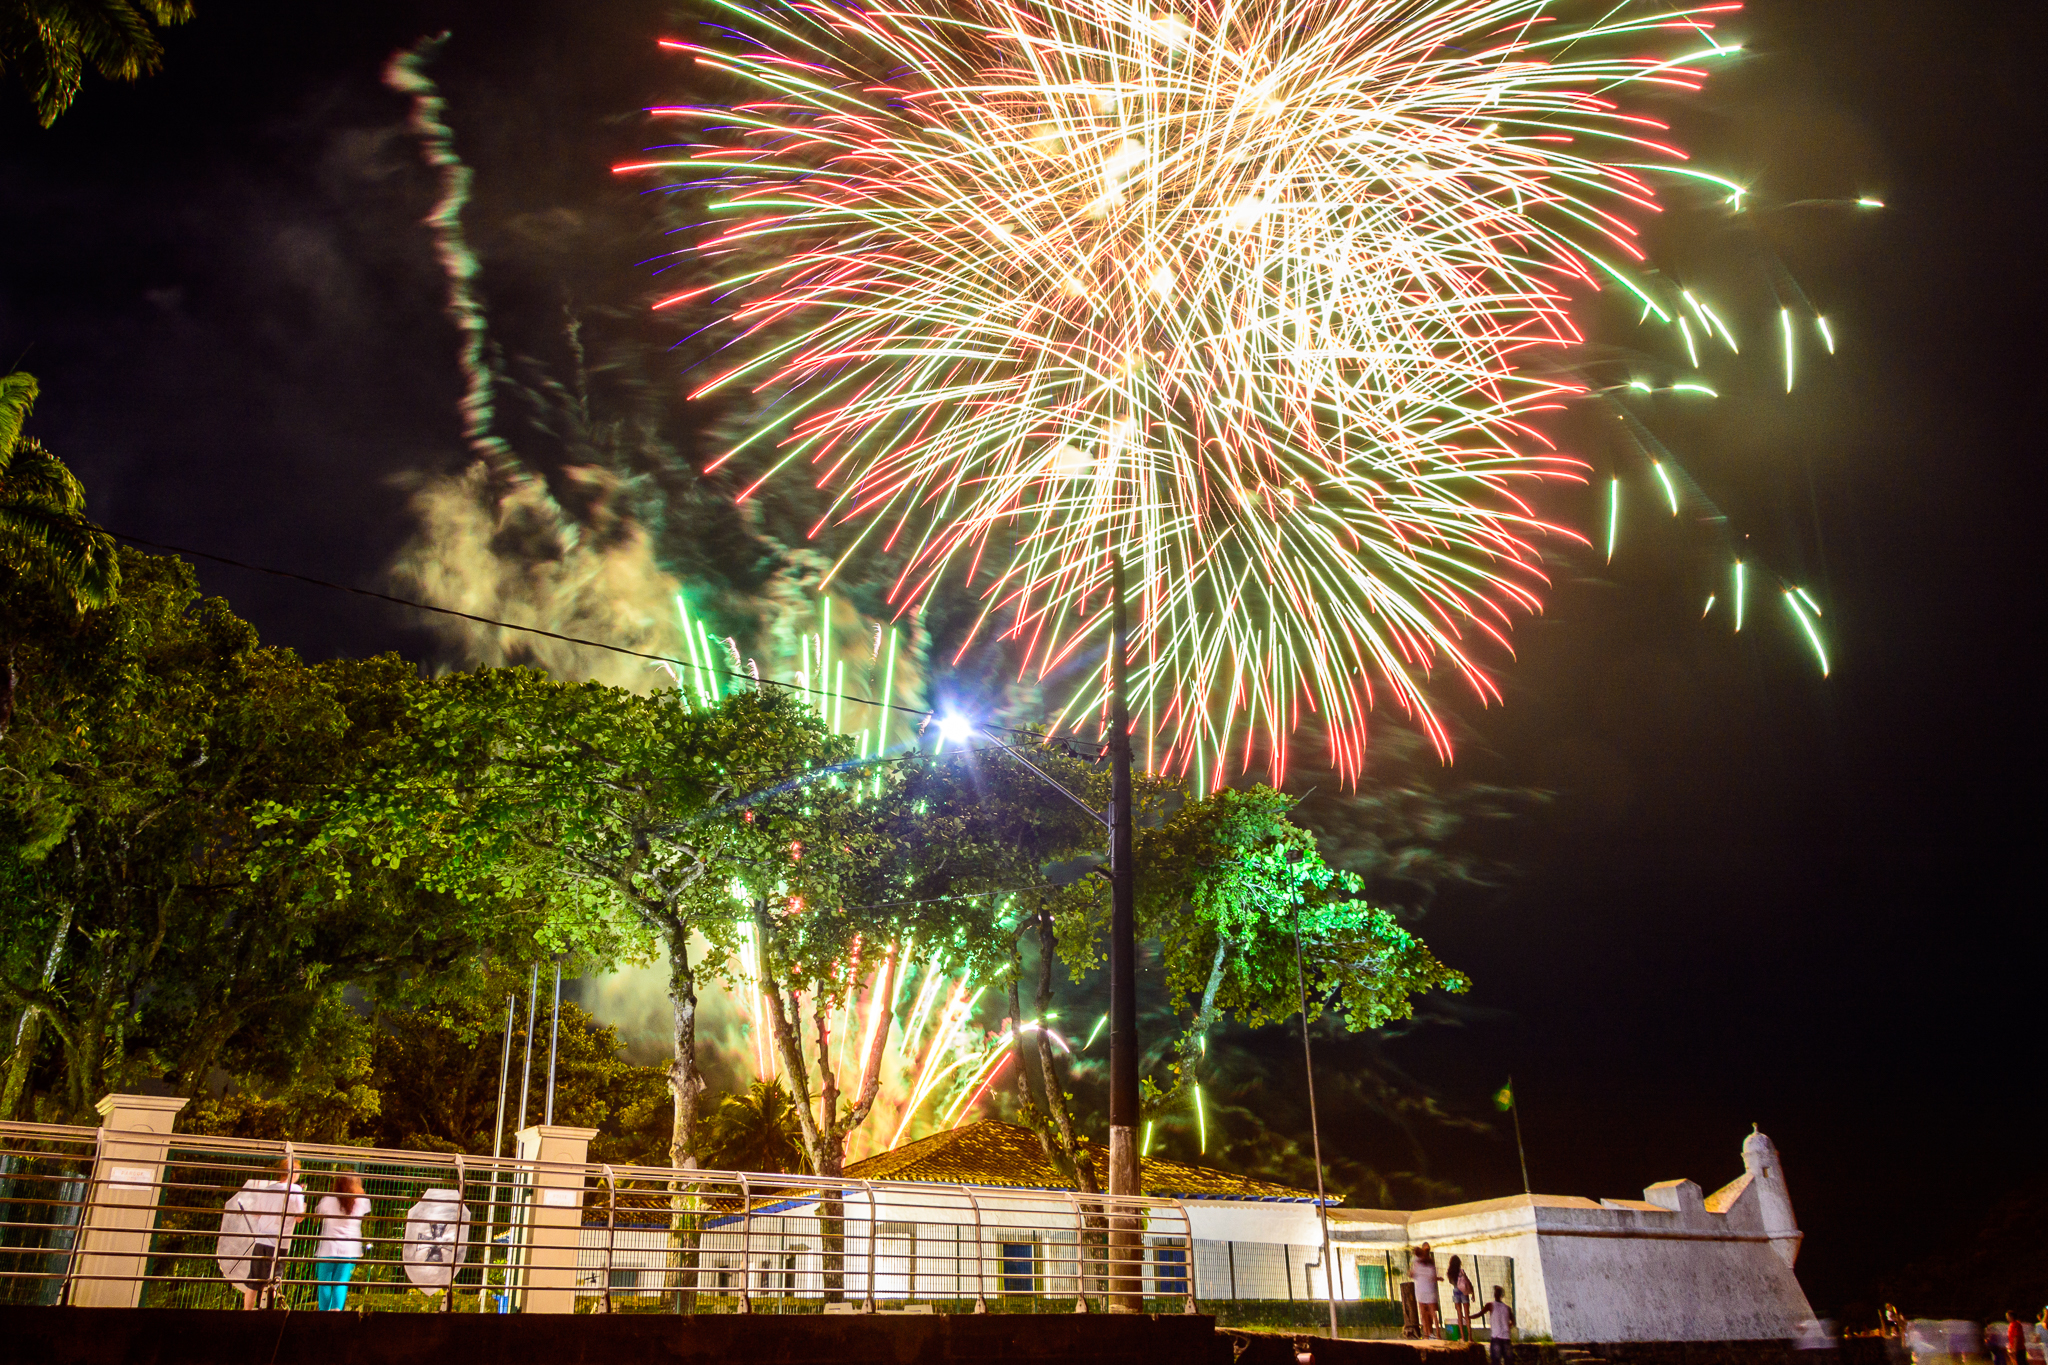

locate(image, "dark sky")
[[3, 0, 2042, 1316]]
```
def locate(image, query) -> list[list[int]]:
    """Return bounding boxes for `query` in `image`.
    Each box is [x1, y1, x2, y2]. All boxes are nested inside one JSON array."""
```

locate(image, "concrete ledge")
[[0, 1306, 1228, 1365], [1222, 1331, 1486, 1364], [1521, 1341, 1897, 1365], [1229, 1337, 1897, 1365]]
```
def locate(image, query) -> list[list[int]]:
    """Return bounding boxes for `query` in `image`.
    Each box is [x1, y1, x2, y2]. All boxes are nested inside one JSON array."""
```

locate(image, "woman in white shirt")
[[312, 1174, 371, 1311], [1411, 1242, 1441, 1339]]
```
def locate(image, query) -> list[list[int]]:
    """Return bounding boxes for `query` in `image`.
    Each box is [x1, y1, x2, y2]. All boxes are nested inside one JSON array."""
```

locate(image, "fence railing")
[[0, 1109, 1194, 1316]]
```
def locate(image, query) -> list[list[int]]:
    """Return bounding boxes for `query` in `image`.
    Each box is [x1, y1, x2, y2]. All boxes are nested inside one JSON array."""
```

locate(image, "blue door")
[[1000, 1241, 1034, 1293]]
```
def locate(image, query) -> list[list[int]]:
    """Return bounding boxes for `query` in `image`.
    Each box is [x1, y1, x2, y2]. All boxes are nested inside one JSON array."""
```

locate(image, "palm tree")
[[2, 370, 119, 736], [699, 1080, 810, 1175], [1, 371, 118, 608], [1, 0, 194, 127]]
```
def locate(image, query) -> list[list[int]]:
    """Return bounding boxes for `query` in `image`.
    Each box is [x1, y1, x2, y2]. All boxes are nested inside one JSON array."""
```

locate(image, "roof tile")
[[845, 1121, 1330, 1203]]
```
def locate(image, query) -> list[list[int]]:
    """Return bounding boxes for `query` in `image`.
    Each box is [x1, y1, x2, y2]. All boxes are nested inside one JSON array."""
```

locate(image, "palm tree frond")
[[1, 1, 195, 126], [0, 371, 36, 455], [0, 504, 121, 608], [1, 438, 87, 514], [0, 373, 120, 606]]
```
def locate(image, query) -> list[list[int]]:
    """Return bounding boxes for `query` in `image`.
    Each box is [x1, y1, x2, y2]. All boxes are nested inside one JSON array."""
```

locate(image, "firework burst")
[[627, 0, 1799, 784]]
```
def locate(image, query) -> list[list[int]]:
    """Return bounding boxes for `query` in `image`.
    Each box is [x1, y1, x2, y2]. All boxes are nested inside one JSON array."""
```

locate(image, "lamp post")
[[967, 551, 1140, 1308], [1106, 552, 1141, 1310], [1292, 871, 1340, 1340]]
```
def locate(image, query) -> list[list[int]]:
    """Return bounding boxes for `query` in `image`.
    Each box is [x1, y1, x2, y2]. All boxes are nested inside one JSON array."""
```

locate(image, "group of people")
[[217, 1159, 371, 1311], [1983, 1312, 2048, 1365], [1879, 1303, 2048, 1365], [1409, 1241, 1515, 1360]]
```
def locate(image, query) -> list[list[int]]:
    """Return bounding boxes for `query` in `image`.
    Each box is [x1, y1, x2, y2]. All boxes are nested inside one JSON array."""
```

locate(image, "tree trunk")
[[1, 901, 74, 1119], [1164, 935, 1230, 1106], [0, 644, 15, 740], [758, 968, 840, 1300], [1010, 910, 1099, 1195], [666, 930, 705, 1169]]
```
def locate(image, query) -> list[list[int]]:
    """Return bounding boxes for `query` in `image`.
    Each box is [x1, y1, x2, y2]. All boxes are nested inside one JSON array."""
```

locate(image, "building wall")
[[1401, 1180, 1813, 1342], [562, 1131, 1812, 1341]]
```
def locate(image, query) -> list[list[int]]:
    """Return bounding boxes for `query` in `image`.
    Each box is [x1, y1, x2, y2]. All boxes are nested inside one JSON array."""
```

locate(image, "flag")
[[1493, 1081, 1514, 1112]]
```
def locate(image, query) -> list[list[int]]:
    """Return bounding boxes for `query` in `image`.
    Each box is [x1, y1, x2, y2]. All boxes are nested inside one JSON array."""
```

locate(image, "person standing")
[[312, 1175, 371, 1311], [1448, 1254, 1475, 1340], [219, 1159, 307, 1310], [1411, 1242, 1441, 1339], [1486, 1285, 1516, 1365]]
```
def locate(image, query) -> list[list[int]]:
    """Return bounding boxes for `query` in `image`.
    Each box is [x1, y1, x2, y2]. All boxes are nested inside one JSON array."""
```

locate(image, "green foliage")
[[368, 986, 669, 1167], [1145, 786, 1466, 1034], [0, 549, 536, 1122], [1022, 780, 1463, 1127], [285, 671, 882, 1167], [182, 994, 383, 1145], [0, 0, 194, 127], [751, 740, 1110, 1175], [699, 1079, 809, 1174], [0, 371, 118, 619]]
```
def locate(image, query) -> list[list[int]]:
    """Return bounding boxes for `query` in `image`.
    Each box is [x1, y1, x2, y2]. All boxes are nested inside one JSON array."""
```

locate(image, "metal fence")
[[0, 1118, 1195, 1315]]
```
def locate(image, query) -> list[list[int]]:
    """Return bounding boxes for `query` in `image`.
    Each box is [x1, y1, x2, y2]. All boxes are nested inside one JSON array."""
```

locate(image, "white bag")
[[401, 1188, 473, 1291], [215, 1181, 305, 1290]]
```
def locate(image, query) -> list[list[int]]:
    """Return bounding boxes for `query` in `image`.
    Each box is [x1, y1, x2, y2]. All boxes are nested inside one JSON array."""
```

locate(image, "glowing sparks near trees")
[[627, 0, 1843, 790]]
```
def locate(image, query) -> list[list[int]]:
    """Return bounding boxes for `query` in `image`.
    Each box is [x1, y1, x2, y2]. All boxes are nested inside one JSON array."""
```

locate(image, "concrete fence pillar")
[[69, 1094, 190, 1308], [514, 1124, 595, 1314]]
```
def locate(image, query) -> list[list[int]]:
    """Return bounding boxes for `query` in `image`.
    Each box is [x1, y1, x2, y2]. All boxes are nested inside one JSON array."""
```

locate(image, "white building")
[[574, 1121, 1814, 1343], [1329, 1126, 1815, 1341]]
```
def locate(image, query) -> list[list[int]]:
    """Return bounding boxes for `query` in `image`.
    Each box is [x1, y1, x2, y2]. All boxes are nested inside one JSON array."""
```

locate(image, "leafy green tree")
[[749, 747, 1100, 1181], [179, 993, 383, 1145], [1136, 786, 1465, 1108], [362, 972, 670, 1167], [998, 781, 1464, 1183], [0, 550, 523, 1121], [314, 674, 853, 1170], [0, 0, 193, 127]]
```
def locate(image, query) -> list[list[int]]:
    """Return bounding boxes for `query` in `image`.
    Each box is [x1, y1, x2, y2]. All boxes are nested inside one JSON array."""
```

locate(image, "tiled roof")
[[844, 1121, 1332, 1203]]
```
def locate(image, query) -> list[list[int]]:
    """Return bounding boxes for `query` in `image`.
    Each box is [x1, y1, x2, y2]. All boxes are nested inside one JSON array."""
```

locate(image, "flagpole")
[[1508, 1076, 1531, 1195]]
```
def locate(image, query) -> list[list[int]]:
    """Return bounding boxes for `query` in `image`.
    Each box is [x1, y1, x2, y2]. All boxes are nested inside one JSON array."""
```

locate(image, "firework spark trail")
[[628, 0, 1835, 788], [385, 35, 515, 476]]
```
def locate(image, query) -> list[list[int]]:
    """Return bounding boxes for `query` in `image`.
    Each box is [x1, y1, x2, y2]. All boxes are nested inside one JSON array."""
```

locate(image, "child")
[[1449, 1254, 1475, 1340], [1486, 1285, 1516, 1365], [313, 1175, 372, 1311]]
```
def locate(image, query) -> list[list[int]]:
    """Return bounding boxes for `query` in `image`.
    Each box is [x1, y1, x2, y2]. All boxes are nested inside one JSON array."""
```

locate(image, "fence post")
[[602, 1165, 617, 1314], [967, 1188, 987, 1314], [862, 1182, 878, 1312], [68, 1094, 189, 1309], [738, 1174, 752, 1314], [513, 1123, 595, 1314], [1068, 1192, 1088, 1313]]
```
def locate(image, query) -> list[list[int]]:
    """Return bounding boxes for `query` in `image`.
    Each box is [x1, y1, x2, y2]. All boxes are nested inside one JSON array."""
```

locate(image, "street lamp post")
[[1106, 552, 1141, 1310], [970, 551, 1141, 1309]]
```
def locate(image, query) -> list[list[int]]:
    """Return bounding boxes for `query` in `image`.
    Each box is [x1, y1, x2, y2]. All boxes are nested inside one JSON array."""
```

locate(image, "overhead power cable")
[[101, 528, 1110, 754]]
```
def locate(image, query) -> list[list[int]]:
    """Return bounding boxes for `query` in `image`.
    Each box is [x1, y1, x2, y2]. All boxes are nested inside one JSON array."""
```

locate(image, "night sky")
[[4, 0, 2041, 1315]]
